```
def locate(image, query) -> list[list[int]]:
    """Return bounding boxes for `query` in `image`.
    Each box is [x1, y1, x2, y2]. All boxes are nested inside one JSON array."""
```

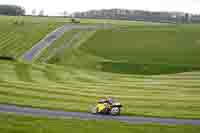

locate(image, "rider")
[[107, 97, 113, 105], [96, 97, 113, 113]]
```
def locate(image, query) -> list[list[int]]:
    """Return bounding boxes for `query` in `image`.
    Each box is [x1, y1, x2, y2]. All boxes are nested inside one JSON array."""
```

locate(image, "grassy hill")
[[77, 25, 200, 74], [0, 16, 64, 58], [0, 16, 200, 120], [46, 24, 200, 75], [0, 60, 200, 119]]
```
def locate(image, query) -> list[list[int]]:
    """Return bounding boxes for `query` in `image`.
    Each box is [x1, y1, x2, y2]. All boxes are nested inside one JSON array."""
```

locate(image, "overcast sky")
[[0, 0, 200, 16]]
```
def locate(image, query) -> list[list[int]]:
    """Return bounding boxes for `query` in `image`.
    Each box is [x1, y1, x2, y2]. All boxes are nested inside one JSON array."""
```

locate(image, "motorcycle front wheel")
[[110, 107, 120, 116]]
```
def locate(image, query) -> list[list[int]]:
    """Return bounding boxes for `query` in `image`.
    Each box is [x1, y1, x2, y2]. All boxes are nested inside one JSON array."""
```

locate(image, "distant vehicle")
[[71, 18, 80, 23], [90, 98, 123, 116]]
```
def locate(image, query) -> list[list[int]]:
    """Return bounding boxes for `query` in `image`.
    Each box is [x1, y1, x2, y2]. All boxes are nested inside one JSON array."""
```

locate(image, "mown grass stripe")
[[0, 87, 92, 104], [2, 79, 200, 99], [0, 82, 200, 104], [0, 94, 88, 112], [2, 78, 200, 99]]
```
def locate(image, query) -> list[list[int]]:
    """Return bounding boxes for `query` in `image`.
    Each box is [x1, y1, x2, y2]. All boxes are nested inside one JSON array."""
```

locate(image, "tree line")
[[0, 5, 25, 16], [73, 9, 196, 23]]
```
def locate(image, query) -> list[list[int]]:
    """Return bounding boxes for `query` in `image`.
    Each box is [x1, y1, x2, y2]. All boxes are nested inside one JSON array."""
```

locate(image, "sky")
[[0, 0, 200, 16]]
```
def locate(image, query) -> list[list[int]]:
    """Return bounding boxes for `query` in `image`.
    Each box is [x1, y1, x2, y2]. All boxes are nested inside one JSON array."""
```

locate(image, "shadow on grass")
[[101, 61, 200, 75], [0, 56, 15, 61]]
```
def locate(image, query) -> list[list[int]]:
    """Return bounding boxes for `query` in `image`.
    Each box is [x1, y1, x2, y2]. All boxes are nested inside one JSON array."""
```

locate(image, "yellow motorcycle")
[[91, 99, 122, 116]]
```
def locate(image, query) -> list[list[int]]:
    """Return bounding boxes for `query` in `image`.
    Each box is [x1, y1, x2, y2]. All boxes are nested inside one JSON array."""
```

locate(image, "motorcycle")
[[90, 100, 122, 116]]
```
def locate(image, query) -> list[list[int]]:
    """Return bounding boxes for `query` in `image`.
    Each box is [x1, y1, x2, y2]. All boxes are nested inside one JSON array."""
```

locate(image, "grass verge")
[[0, 113, 200, 133]]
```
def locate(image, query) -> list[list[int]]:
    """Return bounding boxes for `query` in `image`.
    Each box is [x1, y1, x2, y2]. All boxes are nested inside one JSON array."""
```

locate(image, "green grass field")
[[76, 25, 200, 74], [0, 15, 70, 23], [0, 16, 64, 58], [0, 60, 200, 119], [0, 15, 200, 123], [1, 113, 200, 133]]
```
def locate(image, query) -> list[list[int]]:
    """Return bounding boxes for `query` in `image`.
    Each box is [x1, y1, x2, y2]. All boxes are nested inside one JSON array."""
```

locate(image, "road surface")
[[0, 104, 200, 125], [22, 24, 97, 61]]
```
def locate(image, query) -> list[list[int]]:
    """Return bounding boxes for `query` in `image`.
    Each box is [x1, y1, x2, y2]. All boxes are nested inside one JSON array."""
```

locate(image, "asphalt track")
[[22, 24, 97, 61], [0, 104, 200, 125]]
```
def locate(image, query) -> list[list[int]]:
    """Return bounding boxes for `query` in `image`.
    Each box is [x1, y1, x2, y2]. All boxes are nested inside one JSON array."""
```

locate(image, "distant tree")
[[185, 13, 191, 23], [63, 11, 67, 17], [0, 5, 25, 16], [39, 9, 44, 16], [32, 9, 36, 16]]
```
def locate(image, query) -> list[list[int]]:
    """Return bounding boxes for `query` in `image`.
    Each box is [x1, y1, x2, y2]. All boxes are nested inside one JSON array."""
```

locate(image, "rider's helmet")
[[107, 97, 113, 104]]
